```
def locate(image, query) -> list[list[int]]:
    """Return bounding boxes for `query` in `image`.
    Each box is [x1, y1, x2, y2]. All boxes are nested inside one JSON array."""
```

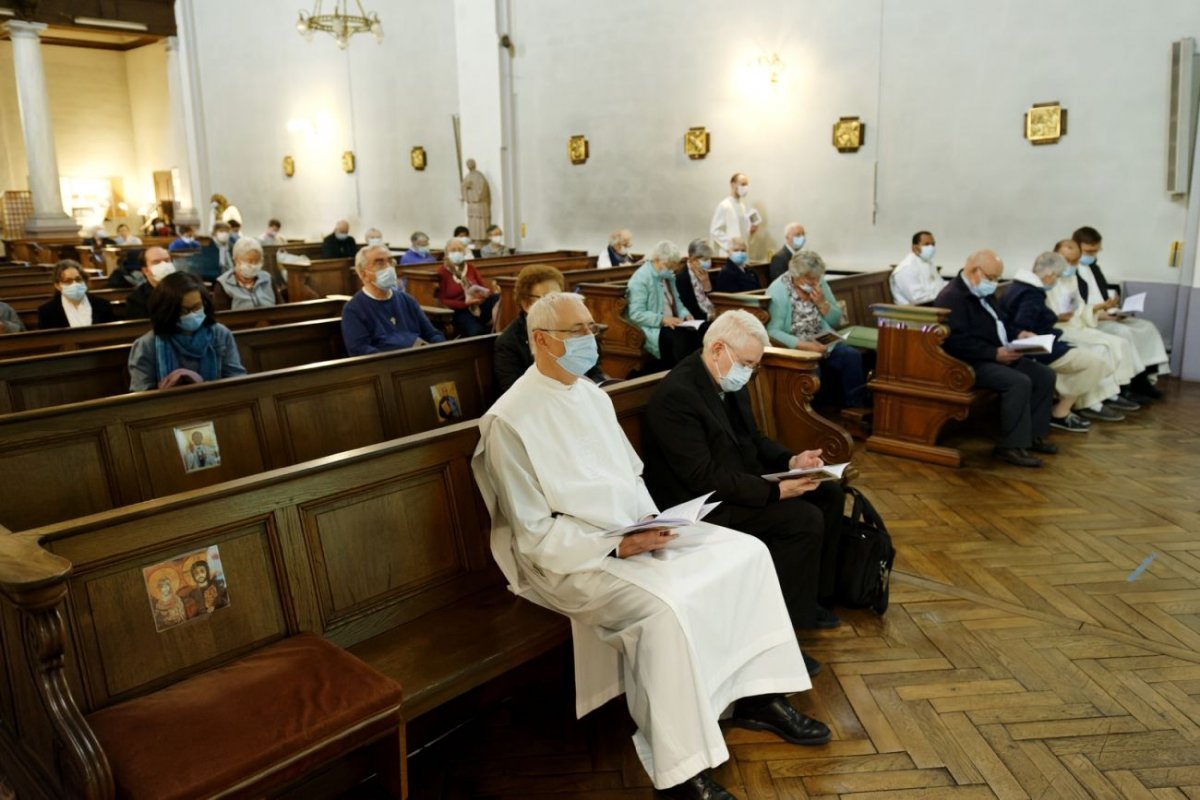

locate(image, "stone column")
[[3, 20, 79, 237], [164, 35, 200, 226]]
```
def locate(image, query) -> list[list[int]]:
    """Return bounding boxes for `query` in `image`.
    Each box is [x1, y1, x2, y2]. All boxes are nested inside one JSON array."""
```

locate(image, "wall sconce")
[[410, 146, 427, 171], [282, 155, 295, 177], [568, 135, 589, 165], [342, 151, 356, 173], [756, 53, 785, 86]]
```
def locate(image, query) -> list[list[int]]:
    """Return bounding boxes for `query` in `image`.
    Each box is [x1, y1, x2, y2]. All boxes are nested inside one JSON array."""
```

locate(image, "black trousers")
[[452, 294, 499, 337], [707, 481, 845, 628], [655, 325, 703, 368], [972, 358, 1055, 448]]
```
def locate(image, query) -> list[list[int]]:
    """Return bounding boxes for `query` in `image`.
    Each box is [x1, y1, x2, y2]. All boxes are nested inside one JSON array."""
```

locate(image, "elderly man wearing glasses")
[[341, 244, 446, 355], [642, 310, 846, 641]]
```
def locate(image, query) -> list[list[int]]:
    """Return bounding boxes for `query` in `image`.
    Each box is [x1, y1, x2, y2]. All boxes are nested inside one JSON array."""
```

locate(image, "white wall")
[[507, 0, 1199, 284], [124, 40, 171, 208], [185, 0, 464, 243]]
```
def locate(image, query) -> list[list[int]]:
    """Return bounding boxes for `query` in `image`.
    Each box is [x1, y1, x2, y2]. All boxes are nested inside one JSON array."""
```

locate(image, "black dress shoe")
[[804, 653, 822, 676], [730, 695, 832, 745], [813, 605, 842, 629], [1132, 378, 1164, 400], [660, 772, 735, 799], [992, 447, 1042, 468], [1029, 438, 1058, 455]]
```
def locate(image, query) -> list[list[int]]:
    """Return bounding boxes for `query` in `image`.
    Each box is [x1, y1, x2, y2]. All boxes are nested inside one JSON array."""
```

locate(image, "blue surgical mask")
[[553, 334, 598, 376], [334, 232, 349, 241], [1079, 254, 1096, 266], [414, 246, 429, 256], [920, 244, 936, 261], [698, 259, 712, 270], [730, 251, 748, 265], [448, 251, 466, 265], [374, 266, 398, 290], [658, 265, 674, 280], [791, 235, 806, 251], [62, 282, 88, 302], [970, 278, 998, 298], [717, 346, 753, 392], [1062, 266, 1077, 278], [178, 309, 206, 332]]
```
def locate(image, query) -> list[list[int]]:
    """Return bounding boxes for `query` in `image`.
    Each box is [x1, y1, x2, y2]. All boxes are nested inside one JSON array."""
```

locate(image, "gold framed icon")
[[282, 155, 295, 178], [341, 150, 356, 173], [684, 127, 710, 160], [1024, 102, 1067, 145], [410, 146, 427, 171], [832, 117, 864, 153], [568, 135, 589, 165]]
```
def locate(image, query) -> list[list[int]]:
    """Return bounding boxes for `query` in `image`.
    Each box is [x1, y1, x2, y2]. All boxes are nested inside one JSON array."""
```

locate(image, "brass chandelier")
[[296, 0, 383, 49]]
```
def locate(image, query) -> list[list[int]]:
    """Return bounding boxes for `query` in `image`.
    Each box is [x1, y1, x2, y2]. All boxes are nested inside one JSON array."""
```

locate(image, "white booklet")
[[1119, 292, 1146, 314], [1006, 334, 1055, 355], [678, 319, 705, 329], [603, 492, 720, 538], [762, 462, 850, 483]]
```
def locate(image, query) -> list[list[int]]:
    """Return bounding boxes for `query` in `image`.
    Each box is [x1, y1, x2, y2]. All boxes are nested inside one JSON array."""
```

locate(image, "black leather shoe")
[[730, 695, 832, 745], [1029, 438, 1058, 455], [993, 447, 1042, 467], [813, 605, 842, 629], [804, 653, 822, 676], [1133, 378, 1164, 400], [660, 772, 735, 799]]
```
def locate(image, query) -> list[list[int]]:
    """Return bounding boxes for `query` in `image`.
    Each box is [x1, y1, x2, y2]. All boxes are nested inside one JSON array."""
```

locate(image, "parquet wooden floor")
[[403, 377, 1200, 799]]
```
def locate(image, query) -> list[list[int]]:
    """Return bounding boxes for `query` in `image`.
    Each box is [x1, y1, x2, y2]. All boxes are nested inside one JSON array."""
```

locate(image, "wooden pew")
[[493, 263, 643, 331], [824, 269, 894, 326], [0, 297, 348, 360], [402, 254, 596, 309], [286, 257, 455, 333], [0, 346, 846, 799], [7, 288, 134, 328], [865, 303, 995, 467], [1, 237, 83, 265], [0, 317, 347, 416]]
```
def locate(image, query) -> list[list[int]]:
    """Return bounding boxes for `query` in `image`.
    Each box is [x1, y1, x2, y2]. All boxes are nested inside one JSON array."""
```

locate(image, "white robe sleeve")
[[484, 417, 619, 575], [710, 201, 731, 255]]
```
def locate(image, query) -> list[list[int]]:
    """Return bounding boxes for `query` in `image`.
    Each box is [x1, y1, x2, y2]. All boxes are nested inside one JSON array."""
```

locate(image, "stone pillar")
[[3, 20, 79, 237], [164, 36, 200, 226]]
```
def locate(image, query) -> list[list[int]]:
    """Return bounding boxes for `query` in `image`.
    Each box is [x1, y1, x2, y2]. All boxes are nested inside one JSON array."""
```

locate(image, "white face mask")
[[736, 184, 749, 198], [367, 237, 383, 247], [235, 262, 261, 280], [215, 232, 230, 244], [458, 236, 472, 247], [919, 244, 936, 262], [490, 235, 503, 245], [148, 261, 175, 282]]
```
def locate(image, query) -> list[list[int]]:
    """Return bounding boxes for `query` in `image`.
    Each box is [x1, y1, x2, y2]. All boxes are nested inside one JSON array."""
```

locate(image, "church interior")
[[1, 1, 1200, 798]]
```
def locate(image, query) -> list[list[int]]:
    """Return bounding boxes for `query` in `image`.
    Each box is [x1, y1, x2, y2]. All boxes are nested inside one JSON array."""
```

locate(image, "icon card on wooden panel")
[[431, 381, 463, 423], [143, 545, 230, 632], [175, 421, 221, 473]]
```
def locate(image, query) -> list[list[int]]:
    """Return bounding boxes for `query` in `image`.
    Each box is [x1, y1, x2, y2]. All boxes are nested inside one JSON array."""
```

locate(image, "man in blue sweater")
[[341, 245, 446, 356]]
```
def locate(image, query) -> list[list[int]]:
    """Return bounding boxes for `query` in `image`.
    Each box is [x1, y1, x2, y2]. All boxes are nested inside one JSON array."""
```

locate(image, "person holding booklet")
[[643, 310, 847, 640], [999, 252, 1118, 433], [473, 292, 830, 800]]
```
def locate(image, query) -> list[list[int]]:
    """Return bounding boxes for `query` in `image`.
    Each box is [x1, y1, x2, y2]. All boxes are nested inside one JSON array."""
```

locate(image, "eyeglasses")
[[720, 340, 761, 372], [370, 258, 398, 269], [536, 322, 600, 337]]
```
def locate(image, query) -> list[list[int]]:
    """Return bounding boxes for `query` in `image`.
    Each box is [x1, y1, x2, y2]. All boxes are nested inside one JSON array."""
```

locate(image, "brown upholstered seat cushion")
[[86, 633, 403, 800]]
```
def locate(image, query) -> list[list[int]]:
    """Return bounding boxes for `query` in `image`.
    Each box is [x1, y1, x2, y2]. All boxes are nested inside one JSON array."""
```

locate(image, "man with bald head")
[[321, 219, 357, 259], [768, 222, 807, 283], [123, 247, 177, 319], [934, 250, 1057, 467]]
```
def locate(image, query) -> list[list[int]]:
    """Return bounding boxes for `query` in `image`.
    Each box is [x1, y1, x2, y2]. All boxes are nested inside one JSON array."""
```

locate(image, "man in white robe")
[[710, 173, 757, 256], [472, 292, 829, 799], [890, 230, 947, 305]]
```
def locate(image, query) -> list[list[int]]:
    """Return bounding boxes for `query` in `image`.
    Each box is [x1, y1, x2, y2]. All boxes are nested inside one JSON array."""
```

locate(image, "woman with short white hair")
[[212, 236, 283, 310], [625, 240, 702, 368]]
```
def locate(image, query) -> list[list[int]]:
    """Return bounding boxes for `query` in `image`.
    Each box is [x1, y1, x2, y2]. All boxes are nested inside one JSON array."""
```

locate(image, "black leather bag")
[[836, 487, 895, 614]]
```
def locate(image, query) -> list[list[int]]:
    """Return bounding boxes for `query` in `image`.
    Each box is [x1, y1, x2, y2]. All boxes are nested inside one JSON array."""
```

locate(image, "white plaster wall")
[[454, 0, 504, 232], [124, 40, 171, 209], [185, 0, 463, 243]]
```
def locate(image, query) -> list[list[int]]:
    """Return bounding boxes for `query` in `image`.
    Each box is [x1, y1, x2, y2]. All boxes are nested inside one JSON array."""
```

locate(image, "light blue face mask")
[[791, 235, 806, 251], [1079, 254, 1096, 266], [730, 251, 748, 265], [552, 333, 598, 376], [970, 278, 998, 298], [178, 309, 206, 332], [414, 246, 429, 256], [919, 244, 936, 262], [61, 282, 88, 302], [448, 251, 466, 265], [374, 266, 398, 290], [1062, 266, 1077, 278], [658, 265, 675, 280], [717, 344, 753, 392], [698, 259, 712, 270]]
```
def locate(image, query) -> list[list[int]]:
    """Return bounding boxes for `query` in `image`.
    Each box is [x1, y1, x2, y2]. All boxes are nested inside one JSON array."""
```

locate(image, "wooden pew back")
[[402, 255, 596, 308], [493, 262, 642, 331]]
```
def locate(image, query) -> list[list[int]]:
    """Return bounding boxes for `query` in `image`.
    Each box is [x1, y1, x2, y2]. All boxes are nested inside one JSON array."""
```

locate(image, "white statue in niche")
[[460, 159, 491, 242]]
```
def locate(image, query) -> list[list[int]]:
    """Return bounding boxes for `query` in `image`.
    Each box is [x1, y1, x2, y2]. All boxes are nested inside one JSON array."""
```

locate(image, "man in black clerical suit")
[[934, 249, 1057, 468], [642, 309, 843, 645]]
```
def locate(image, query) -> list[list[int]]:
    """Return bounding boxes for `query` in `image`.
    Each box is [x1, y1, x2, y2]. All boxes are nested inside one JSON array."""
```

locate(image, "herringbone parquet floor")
[[406, 376, 1200, 799]]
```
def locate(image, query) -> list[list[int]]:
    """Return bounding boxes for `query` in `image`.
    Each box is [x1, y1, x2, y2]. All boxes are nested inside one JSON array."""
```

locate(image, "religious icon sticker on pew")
[[142, 545, 231, 632], [431, 381, 463, 423], [174, 421, 222, 473]]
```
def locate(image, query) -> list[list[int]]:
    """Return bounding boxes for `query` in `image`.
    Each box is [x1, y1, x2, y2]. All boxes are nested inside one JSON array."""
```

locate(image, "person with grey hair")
[[713, 235, 761, 292], [766, 250, 866, 408], [481, 224, 507, 258], [644, 308, 847, 638], [768, 222, 807, 283], [474, 295, 828, 800], [321, 219, 356, 259], [598, 228, 634, 269], [399, 230, 435, 265], [676, 238, 717, 322], [998, 252, 1117, 432], [212, 236, 282, 311], [364, 228, 384, 248], [626, 240, 702, 369], [340, 244, 445, 355]]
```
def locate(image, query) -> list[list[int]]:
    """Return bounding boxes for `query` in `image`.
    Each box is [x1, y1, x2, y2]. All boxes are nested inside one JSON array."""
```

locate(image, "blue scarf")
[[154, 325, 220, 383]]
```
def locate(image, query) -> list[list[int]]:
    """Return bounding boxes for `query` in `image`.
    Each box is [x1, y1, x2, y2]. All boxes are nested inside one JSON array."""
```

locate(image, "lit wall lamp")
[[756, 53, 785, 86]]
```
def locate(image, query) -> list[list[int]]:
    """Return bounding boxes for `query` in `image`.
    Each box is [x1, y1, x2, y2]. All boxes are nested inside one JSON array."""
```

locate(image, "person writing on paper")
[[473, 292, 829, 800], [890, 231, 947, 306], [766, 250, 866, 409], [712, 236, 759, 292], [1071, 226, 1169, 400], [768, 223, 807, 283], [643, 310, 846, 643], [710, 173, 757, 256], [598, 229, 634, 269], [999, 252, 1118, 433], [934, 249, 1056, 467], [1051, 240, 1141, 420], [625, 240, 703, 369], [341, 244, 446, 355]]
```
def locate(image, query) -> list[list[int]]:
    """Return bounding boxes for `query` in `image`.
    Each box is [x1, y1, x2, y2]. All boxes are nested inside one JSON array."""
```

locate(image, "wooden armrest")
[[0, 527, 72, 604]]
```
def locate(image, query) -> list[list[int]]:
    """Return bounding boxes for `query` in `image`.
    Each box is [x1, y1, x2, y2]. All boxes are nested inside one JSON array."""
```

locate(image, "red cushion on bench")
[[86, 633, 403, 800]]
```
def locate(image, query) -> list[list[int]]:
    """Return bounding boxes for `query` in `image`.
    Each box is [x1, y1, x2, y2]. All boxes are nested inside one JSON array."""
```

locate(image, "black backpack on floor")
[[836, 486, 895, 614]]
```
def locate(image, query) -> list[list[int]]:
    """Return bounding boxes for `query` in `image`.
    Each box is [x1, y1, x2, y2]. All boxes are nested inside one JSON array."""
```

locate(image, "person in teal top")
[[625, 240, 702, 368], [765, 250, 867, 408]]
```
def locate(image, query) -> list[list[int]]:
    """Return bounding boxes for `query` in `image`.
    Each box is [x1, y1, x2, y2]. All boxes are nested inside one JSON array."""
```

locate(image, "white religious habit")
[[472, 367, 810, 790], [1078, 266, 1169, 375], [890, 251, 947, 305], [709, 195, 750, 256], [1045, 279, 1140, 387]]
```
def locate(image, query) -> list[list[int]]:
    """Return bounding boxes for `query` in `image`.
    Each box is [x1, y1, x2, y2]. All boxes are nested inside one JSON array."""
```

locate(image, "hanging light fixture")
[[296, 0, 383, 47]]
